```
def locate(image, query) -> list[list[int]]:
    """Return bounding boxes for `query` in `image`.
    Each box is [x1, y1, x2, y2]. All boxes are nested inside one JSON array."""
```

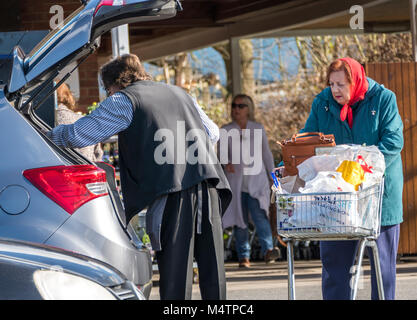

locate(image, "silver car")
[[0, 238, 145, 300], [0, 0, 180, 298]]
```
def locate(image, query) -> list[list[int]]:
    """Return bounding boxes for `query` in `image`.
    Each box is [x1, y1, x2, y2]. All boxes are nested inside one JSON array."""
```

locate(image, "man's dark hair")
[[100, 54, 152, 90]]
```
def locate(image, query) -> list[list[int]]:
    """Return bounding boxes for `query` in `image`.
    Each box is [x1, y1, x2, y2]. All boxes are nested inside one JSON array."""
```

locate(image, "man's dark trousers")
[[155, 181, 226, 300]]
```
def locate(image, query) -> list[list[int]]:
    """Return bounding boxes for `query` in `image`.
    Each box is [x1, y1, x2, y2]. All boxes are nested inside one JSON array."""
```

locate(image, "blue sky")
[[144, 38, 300, 85]]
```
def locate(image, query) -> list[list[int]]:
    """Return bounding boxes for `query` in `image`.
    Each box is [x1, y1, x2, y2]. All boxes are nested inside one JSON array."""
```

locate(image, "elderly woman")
[[56, 83, 103, 162], [220, 94, 279, 268], [301, 57, 403, 299]]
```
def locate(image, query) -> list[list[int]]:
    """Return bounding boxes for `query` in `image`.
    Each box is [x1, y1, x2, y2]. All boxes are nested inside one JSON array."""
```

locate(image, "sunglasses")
[[231, 103, 248, 109]]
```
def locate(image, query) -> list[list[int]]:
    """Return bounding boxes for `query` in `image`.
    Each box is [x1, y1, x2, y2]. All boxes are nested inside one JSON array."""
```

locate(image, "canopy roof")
[[0, 0, 411, 61], [118, 0, 410, 61]]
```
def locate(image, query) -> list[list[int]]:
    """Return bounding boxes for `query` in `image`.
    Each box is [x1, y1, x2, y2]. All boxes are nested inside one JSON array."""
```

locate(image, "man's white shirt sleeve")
[[48, 91, 220, 147], [48, 92, 133, 148], [191, 97, 220, 143]]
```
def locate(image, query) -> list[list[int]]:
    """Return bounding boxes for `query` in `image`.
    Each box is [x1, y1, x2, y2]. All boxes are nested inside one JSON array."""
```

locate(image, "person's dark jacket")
[[119, 80, 232, 222]]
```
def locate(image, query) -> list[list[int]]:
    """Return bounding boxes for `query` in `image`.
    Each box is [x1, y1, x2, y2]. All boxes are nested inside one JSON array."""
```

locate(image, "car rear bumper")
[[44, 196, 152, 297]]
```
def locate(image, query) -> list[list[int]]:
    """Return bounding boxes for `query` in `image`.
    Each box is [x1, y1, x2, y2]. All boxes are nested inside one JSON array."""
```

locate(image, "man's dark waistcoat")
[[119, 80, 231, 222]]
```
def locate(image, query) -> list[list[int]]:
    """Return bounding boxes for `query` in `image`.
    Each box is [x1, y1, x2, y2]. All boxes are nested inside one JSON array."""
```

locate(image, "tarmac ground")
[[149, 256, 417, 300]]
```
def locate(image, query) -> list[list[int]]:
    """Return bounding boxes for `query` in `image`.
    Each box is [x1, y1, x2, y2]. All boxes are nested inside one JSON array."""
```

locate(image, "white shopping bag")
[[297, 155, 341, 182], [299, 171, 356, 193]]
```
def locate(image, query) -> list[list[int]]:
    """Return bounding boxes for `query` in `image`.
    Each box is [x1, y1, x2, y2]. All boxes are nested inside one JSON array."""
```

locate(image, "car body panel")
[[0, 88, 152, 291], [8, 46, 26, 93], [0, 90, 70, 242], [24, 6, 93, 86], [0, 239, 126, 287], [0, 91, 67, 168], [0, 0, 179, 299], [45, 197, 153, 287], [0, 239, 146, 300]]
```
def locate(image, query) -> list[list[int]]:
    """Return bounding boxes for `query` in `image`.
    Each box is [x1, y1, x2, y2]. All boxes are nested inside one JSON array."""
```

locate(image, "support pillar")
[[111, 24, 130, 58], [229, 37, 242, 97], [98, 24, 130, 100]]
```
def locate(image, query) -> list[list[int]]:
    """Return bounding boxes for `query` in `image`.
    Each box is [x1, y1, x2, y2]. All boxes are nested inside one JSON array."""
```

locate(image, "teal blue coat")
[[301, 77, 404, 226]]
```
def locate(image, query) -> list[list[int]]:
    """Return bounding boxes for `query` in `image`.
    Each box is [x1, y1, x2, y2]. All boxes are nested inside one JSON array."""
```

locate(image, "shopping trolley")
[[275, 178, 385, 300]]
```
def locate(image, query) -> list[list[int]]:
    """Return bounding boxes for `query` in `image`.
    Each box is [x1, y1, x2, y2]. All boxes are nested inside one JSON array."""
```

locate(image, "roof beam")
[[129, 0, 392, 61], [133, 27, 228, 61], [226, 0, 392, 38]]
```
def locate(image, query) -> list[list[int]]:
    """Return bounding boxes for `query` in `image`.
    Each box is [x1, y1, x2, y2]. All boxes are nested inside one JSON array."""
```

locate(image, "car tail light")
[[23, 165, 108, 215], [97, 161, 117, 180], [94, 0, 126, 16]]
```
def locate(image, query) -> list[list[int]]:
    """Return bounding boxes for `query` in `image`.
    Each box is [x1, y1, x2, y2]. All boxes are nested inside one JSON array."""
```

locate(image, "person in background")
[[56, 83, 103, 162], [301, 57, 403, 300], [48, 54, 232, 300], [220, 94, 280, 268]]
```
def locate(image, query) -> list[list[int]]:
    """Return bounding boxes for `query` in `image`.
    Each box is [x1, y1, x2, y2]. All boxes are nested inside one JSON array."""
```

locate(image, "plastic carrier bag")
[[277, 145, 385, 231], [297, 154, 340, 182], [288, 172, 356, 229], [299, 171, 356, 193], [336, 160, 365, 191], [313, 144, 385, 191], [287, 190, 378, 232]]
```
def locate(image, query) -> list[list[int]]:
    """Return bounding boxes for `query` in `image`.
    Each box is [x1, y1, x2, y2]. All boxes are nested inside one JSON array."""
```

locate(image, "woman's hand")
[[274, 166, 286, 178]]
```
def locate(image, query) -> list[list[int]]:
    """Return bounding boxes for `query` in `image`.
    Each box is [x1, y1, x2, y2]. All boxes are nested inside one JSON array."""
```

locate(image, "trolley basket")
[[276, 179, 384, 241]]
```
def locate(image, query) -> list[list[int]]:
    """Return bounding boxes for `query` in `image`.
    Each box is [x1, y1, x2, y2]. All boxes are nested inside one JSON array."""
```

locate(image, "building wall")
[[366, 62, 417, 255], [18, 0, 100, 112]]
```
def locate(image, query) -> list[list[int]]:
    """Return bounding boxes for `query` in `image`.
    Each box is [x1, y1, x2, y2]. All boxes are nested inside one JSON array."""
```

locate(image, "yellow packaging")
[[336, 160, 365, 191]]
